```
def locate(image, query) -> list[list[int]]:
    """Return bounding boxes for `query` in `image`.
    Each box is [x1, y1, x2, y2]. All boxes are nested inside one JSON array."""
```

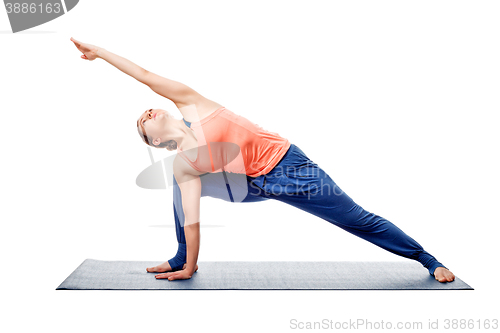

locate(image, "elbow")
[[184, 220, 200, 228], [137, 68, 150, 84]]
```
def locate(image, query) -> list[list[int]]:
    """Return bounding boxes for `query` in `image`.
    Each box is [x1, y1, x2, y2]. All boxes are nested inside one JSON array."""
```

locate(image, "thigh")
[[174, 172, 269, 203], [257, 144, 364, 226]]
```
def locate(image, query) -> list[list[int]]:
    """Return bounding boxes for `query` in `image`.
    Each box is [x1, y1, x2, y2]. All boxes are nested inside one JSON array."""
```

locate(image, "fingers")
[[70, 37, 80, 46], [153, 268, 195, 280], [155, 272, 179, 280], [155, 272, 171, 279]]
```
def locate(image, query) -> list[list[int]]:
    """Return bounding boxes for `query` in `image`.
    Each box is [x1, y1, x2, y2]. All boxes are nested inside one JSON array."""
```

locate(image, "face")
[[138, 108, 173, 146]]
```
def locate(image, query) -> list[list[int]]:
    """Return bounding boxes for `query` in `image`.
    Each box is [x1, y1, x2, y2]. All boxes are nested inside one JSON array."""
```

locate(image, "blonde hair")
[[136, 110, 177, 151]]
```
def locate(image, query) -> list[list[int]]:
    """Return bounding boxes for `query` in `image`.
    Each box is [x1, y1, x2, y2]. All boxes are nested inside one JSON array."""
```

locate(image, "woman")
[[70, 37, 456, 283]]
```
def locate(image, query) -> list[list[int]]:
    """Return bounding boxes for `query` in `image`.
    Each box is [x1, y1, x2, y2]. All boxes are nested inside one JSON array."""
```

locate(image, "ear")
[[153, 138, 162, 146]]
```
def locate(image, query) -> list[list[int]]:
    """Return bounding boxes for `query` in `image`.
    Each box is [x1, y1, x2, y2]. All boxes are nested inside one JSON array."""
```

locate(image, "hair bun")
[[165, 140, 178, 151]]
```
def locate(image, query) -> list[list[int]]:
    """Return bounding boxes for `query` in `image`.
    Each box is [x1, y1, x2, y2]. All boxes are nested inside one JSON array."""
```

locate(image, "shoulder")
[[173, 154, 191, 176], [177, 98, 224, 122], [173, 154, 205, 179]]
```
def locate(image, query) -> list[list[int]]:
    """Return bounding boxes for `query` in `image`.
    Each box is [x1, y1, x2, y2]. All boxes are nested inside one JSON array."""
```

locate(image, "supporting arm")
[[173, 157, 202, 277]]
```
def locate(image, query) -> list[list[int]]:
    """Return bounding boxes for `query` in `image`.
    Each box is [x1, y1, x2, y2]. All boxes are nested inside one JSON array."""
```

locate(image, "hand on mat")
[[70, 37, 100, 61], [155, 268, 194, 281]]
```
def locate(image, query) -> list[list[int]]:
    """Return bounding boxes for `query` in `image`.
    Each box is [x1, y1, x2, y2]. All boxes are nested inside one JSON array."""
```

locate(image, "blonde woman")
[[70, 37, 455, 283]]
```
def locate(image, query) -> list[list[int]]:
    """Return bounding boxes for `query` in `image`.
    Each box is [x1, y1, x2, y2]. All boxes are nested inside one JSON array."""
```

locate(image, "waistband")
[[273, 143, 295, 169], [248, 143, 296, 188]]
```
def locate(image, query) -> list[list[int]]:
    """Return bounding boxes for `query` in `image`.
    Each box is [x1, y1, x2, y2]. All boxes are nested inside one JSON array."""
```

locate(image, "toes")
[[147, 266, 165, 273], [435, 274, 455, 283], [146, 262, 173, 273], [434, 268, 456, 283], [435, 275, 445, 283]]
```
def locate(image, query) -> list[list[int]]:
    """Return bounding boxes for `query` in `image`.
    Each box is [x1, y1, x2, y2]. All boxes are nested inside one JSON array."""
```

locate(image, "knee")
[[337, 206, 386, 229]]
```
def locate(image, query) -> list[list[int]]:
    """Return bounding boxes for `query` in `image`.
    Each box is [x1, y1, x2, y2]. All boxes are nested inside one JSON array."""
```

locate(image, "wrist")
[[185, 263, 196, 275], [96, 47, 106, 59]]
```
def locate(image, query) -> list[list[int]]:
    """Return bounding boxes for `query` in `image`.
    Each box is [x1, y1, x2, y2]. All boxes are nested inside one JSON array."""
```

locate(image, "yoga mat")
[[56, 259, 473, 290]]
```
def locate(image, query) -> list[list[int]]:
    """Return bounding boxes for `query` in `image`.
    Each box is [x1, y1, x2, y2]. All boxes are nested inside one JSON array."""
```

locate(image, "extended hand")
[[70, 37, 100, 61], [155, 268, 196, 281]]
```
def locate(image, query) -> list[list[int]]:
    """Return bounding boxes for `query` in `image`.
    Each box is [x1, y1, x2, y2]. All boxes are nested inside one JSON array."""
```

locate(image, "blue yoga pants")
[[168, 143, 446, 276]]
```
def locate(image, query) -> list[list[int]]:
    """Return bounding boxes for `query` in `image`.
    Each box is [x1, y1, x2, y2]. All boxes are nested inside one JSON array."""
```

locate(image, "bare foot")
[[434, 267, 455, 282], [146, 262, 199, 273], [146, 261, 172, 273]]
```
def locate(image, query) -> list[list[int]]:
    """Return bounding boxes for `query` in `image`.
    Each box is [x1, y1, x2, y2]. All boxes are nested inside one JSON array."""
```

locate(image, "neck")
[[170, 118, 196, 150]]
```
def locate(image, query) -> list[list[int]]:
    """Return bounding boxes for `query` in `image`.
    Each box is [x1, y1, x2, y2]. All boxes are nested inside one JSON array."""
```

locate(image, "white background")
[[1, 1, 499, 332]]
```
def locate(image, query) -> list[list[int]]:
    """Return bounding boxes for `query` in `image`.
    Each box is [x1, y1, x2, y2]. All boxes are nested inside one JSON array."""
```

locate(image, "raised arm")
[[70, 37, 199, 108]]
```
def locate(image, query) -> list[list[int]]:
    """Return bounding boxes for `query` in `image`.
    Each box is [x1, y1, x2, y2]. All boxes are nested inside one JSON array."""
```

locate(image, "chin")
[[161, 110, 172, 118]]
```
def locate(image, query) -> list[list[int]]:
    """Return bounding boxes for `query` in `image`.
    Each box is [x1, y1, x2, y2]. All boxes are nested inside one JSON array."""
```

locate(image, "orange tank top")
[[178, 106, 291, 177]]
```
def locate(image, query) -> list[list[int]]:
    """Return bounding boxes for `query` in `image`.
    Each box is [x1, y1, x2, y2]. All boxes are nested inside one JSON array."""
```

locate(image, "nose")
[[143, 109, 153, 121]]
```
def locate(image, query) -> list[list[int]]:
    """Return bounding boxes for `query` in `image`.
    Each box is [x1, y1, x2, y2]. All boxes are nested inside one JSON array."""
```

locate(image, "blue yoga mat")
[[56, 259, 472, 290]]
